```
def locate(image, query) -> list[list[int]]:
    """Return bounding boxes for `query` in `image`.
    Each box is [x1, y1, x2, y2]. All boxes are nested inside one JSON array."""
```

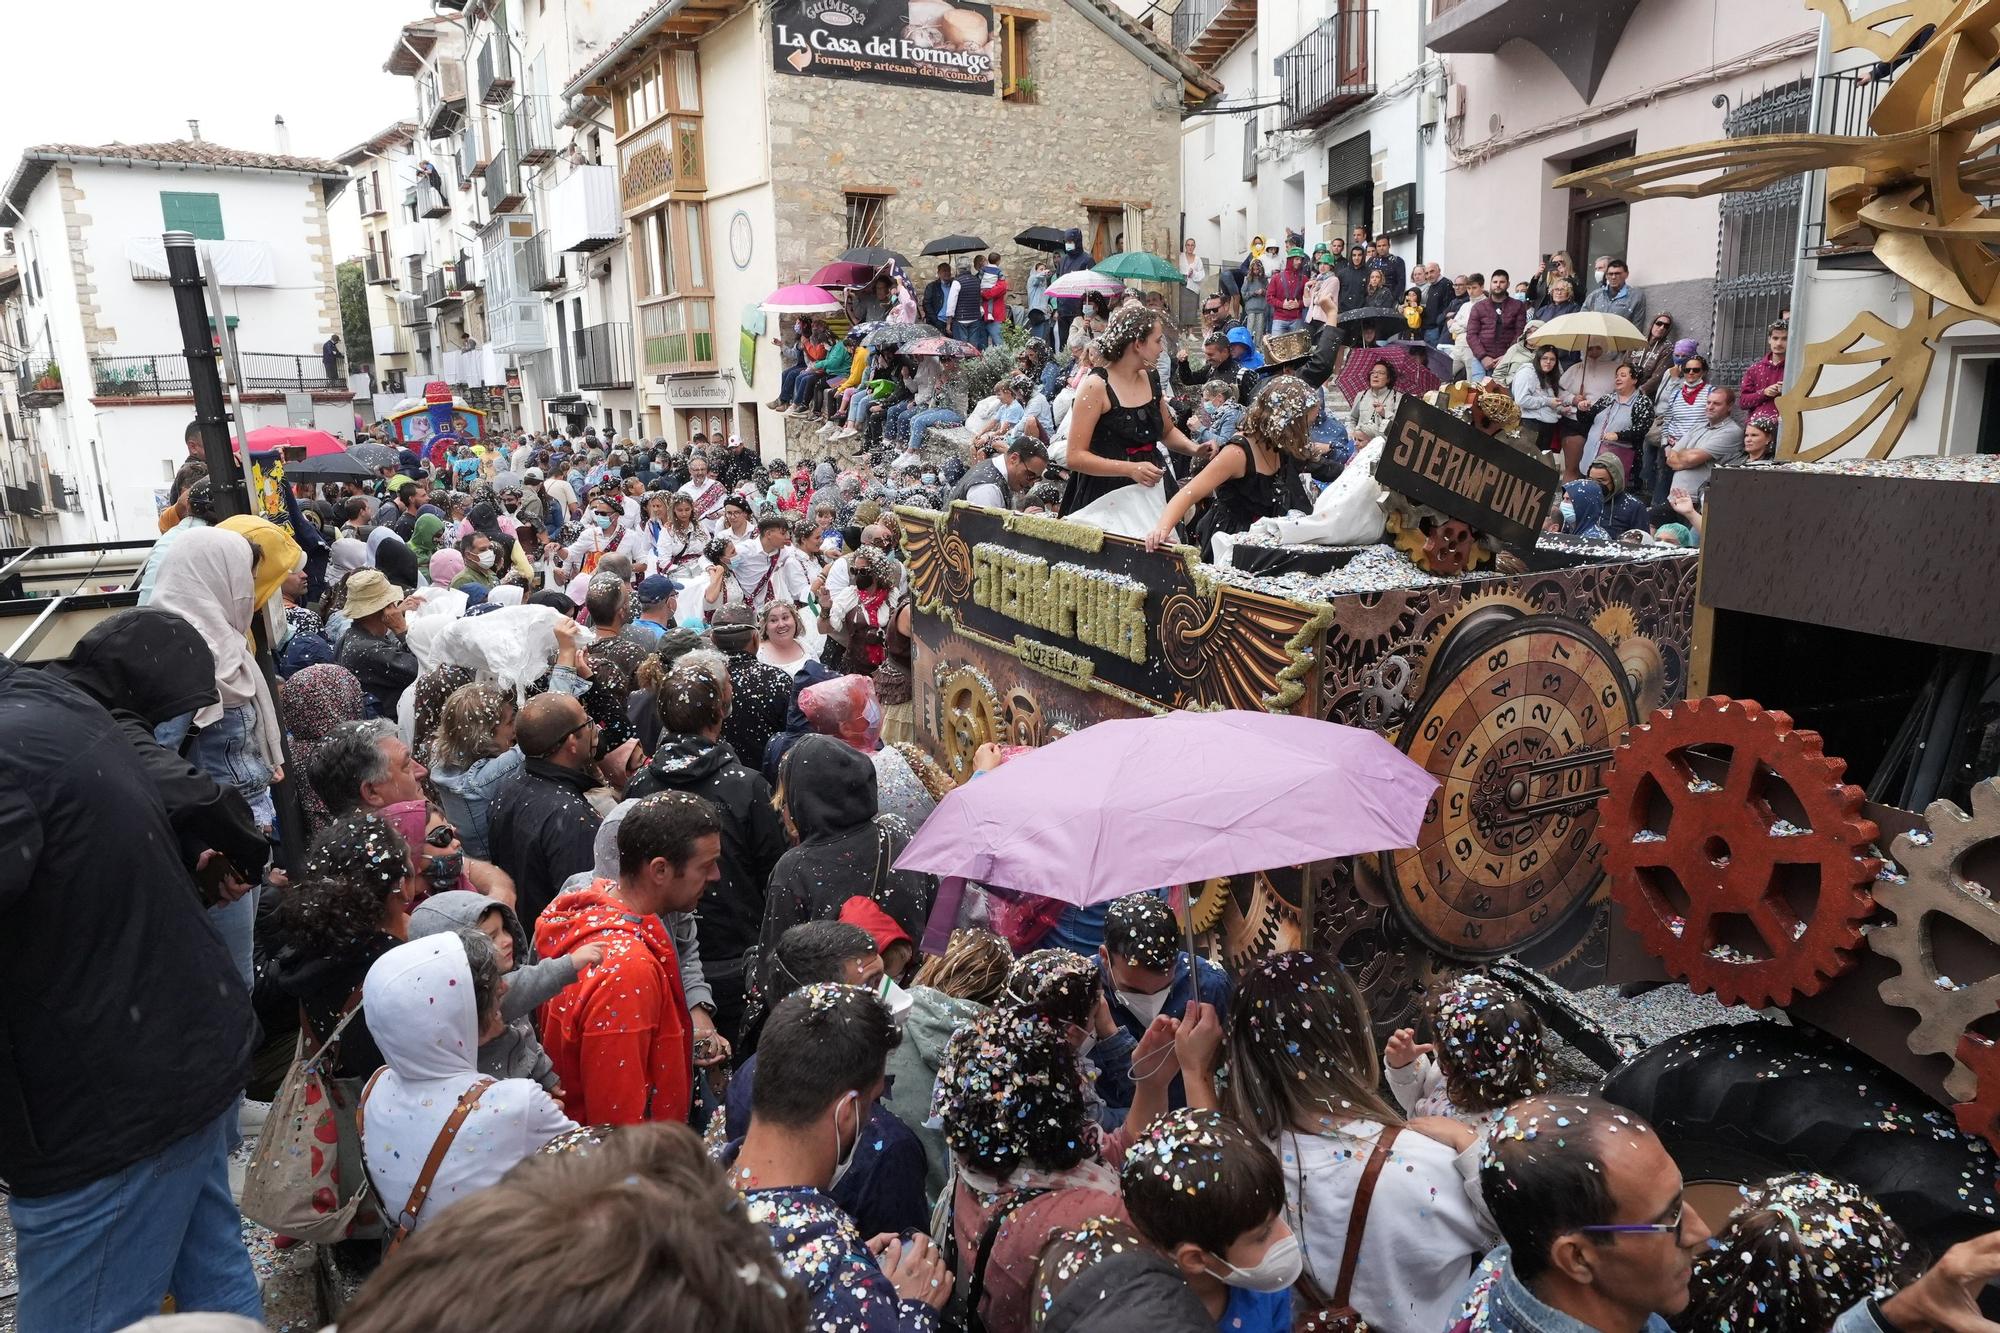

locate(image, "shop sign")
[[1376, 397, 1559, 554], [660, 374, 734, 407], [771, 0, 997, 96]]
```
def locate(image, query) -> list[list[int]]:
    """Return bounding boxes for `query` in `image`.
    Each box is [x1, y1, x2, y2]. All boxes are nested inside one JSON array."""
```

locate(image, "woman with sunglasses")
[[1652, 351, 1710, 507], [381, 799, 475, 902], [1630, 313, 1678, 395]]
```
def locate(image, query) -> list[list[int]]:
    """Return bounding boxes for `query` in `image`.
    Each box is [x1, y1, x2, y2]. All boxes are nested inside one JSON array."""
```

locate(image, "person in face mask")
[[733, 983, 954, 1330], [1118, 1108, 1300, 1333], [1093, 893, 1233, 1119], [719, 922, 928, 1238]]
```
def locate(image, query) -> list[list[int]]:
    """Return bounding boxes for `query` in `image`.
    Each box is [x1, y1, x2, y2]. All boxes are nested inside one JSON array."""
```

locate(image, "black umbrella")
[[348, 441, 404, 471], [1015, 226, 1068, 253], [1337, 305, 1404, 324], [921, 234, 988, 256], [283, 451, 375, 482], [839, 246, 911, 268]]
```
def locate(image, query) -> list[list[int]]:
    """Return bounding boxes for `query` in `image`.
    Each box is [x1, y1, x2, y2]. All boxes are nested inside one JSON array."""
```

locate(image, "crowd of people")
[[0, 221, 1964, 1333]]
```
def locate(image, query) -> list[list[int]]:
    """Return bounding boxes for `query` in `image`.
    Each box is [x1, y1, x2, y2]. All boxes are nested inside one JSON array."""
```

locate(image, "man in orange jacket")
[[533, 792, 721, 1125]]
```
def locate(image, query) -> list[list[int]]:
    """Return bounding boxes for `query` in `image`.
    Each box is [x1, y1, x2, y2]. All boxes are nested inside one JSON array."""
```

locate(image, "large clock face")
[[1387, 615, 1636, 959]]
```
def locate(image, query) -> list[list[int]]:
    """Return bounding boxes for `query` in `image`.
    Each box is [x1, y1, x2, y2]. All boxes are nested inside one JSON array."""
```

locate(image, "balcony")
[[575, 321, 633, 389], [357, 181, 387, 217], [519, 95, 555, 165], [484, 147, 524, 214], [1804, 68, 1889, 262], [419, 59, 468, 139], [638, 298, 715, 374], [456, 120, 484, 188], [400, 292, 430, 327], [529, 231, 564, 290], [415, 172, 451, 218], [425, 268, 463, 308], [364, 254, 394, 285], [88, 352, 354, 398], [20, 357, 62, 407], [1171, 0, 1255, 70], [549, 164, 620, 253], [1278, 8, 1376, 131], [1425, 0, 1641, 102], [477, 34, 514, 107]]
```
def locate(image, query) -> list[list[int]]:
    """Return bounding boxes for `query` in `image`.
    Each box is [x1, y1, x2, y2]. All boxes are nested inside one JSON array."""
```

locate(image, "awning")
[[126, 237, 276, 286]]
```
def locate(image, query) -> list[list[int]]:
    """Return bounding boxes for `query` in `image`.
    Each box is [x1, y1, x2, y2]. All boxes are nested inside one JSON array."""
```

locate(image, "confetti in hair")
[[932, 1007, 1100, 1177], [1103, 893, 1180, 972], [1098, 305, 1164, 364], [1002, 948, 1101, 1028], [1425, 973, 1550, 1113]]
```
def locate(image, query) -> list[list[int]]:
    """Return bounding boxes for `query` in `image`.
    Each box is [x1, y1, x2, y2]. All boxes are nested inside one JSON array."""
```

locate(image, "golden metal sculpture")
[[1557, 0, 1992, 460]]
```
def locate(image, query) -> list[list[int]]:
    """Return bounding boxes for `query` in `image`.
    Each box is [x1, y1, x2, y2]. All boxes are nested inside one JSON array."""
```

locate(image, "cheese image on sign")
[[771, 0, 997, 95]]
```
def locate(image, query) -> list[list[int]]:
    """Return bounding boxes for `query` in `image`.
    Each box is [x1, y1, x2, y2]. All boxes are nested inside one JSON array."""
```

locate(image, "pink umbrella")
[[810, 260, 882, 289], [898, 709, 1436, 913], [243, 425, 349, 456], [1045, 270, 1126, 299], [761, 283, 842, 314], [904, 335, 980, 358], [1336, 343, 1442, 403]]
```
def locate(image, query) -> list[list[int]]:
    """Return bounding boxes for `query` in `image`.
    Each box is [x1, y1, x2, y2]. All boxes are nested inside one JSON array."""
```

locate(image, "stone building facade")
[[566, 0, 1216, 454]]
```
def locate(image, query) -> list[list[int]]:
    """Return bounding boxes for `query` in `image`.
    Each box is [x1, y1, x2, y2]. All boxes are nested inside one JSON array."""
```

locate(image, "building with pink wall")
[[1425, 0, 1814, 380]]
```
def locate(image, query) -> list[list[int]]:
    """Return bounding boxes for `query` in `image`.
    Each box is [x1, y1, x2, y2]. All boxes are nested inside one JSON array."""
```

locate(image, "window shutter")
[[160, 192, 225, 240]]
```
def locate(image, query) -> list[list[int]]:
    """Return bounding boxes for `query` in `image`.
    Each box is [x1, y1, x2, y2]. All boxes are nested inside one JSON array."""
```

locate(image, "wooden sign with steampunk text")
[[1376, 396, 1560, 554]]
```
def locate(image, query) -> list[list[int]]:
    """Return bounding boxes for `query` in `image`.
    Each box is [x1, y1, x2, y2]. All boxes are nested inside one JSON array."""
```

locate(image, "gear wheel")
[[1187, 877, 1230, 933], [1600, 696, 1882, 1007], [1951, 1032, 2000, 1152], [1872, 778, 2000, 1102], [1592, 603, 1640, 646]]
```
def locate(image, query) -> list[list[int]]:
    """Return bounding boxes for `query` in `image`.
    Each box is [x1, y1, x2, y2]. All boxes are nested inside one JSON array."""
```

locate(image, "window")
[[1711, 79, 1811, 387], [160, 191, 225, 240], [673, 50, 701, 112], [683, 201, 706, 291], [620, 62, 666, 135], [1001, 13, 1035, 100], [845, 192, 887, 250]]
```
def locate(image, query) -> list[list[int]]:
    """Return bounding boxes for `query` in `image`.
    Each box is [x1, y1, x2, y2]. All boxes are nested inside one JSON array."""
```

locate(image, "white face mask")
[[829, 1091, 862, 1191], [477, 550, 496, 569], [875, 976, 913, 1028], [1209, 1233, 1304, 1293], [1118, 985, 1173, 1027]]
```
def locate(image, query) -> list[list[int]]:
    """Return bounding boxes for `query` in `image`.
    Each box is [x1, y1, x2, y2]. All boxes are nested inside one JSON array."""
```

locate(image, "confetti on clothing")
[[743, 1186, 939, 1333]]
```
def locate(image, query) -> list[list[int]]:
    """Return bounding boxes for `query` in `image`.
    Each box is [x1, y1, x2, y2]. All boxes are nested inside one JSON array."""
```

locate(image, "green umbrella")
[[1094, 250, 1185, 285]]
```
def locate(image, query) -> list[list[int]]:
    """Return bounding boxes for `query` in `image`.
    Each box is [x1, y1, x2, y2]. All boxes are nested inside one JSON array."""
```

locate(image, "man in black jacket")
[[624, 652, 788, 1050], [53, 609, 269, 892], [486, 692, 606, 929], [922, 261, 953, 328], [0, 657, 263, 1331]]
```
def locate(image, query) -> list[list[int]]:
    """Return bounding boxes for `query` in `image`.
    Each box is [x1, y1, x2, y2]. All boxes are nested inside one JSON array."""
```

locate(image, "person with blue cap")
[[1225, 324, 1265, 372], [624, 574, 683, 646]]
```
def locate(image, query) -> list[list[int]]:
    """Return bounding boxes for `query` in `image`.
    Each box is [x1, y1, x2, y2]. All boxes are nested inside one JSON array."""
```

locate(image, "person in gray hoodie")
[[406, 890, 599, 1092], [883, 927, 1013, 1203]]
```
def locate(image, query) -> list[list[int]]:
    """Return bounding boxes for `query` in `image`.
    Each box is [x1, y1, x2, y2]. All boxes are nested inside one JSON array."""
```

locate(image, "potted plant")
[[34, 364, 60, 391]]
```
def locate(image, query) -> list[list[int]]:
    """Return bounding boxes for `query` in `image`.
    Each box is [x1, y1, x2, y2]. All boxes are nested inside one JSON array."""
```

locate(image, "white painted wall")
[[1178, 0, 1443, 289]]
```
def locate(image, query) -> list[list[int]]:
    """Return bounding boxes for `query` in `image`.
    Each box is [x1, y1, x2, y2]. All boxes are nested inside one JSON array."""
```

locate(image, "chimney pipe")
[[187, 119, 201, 142], [274, 115, 290, 155]]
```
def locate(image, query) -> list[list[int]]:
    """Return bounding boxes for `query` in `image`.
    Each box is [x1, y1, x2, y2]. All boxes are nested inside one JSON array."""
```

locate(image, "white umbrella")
[[1046, 270, 1127, 298]]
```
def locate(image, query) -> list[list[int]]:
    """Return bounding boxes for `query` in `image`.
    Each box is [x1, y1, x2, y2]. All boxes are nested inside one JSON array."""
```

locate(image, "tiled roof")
[[3, 140, 348, 224], [22, 140, 348, 176], [337, 122, 420, 166]]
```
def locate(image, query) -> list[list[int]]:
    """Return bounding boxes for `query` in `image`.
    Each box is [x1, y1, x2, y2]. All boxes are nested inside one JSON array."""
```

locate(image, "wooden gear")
[[1872, 777, 2000, 1101]]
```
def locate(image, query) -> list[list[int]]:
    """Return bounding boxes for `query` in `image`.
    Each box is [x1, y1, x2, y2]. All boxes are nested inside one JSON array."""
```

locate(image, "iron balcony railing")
[[1803, 68, 1887, 256], [528, 231, 564, 290], [485, 146, 524, 214], [419, 60, 467, 139], [89, 352, 352, 397], [364, 253, 393, 285], [20, 357, 62, 401], [519, 95, 555, 164], [477, 34, 514, 107], [575, 321, 633, 389], [1278, 8, 1377, 131]]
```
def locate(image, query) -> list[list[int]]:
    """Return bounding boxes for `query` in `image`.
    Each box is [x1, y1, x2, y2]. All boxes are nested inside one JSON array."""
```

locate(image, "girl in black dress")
[[1060, 304, 1204, 515], [1144, 374, 1315, 558]]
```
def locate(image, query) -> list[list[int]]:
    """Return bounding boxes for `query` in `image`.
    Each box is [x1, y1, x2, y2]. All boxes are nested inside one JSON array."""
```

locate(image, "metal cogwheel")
[[1186, 877, 1231, 934], [1600, 696, 1882, 1008], [1591, 602, 1641, 647], [1873, 778, 2000, 1102]]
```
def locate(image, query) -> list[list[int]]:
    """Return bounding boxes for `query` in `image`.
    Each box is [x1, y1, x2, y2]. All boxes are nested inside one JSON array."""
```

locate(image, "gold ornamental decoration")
[[1556, 0, 1995, 460]]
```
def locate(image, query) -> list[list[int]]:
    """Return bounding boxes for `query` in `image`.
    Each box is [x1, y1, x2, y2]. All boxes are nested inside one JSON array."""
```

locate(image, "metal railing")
[[1803, 69, 1886, 256], [401, 291, 430, 327], [477, 34, 514, 107], [1172, 0, 1226, 48], [364, 253, 391, 285], [519, 95, 556, 164], [357, 180, 386, 217], [20, 358, 62, 400], [484, 146, 524, 214], [528, 231, 563, 290], [88, 352, 352, 397], [419, 60, 467, 139], [1279, 8, 1377, 130], [575, 321, 633, 389]]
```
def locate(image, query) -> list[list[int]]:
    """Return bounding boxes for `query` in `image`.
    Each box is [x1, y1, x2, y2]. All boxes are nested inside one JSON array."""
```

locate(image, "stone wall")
[[764, 0, 1185, 298], [55, 167, 115, 349]]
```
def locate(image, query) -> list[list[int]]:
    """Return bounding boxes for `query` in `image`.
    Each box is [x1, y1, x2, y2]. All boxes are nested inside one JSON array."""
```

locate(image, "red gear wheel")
[[1599, 696, 1882, 1007], [1951, 1033, 2000, 1154]]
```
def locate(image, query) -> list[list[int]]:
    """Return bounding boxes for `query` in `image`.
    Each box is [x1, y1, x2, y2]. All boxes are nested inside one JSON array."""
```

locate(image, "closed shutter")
[[160, 191, 225, 240], [1325, 132, 1371, 197]]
